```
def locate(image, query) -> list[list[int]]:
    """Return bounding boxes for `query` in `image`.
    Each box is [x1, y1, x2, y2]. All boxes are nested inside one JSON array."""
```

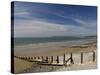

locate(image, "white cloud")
[[14, 20, 68, 37], [72, 18, 97, 29], [14, 19, 97, 37]]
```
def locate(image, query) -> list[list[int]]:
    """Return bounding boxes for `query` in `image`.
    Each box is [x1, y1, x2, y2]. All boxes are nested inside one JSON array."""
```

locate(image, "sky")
[[12, 1, 97, 37]]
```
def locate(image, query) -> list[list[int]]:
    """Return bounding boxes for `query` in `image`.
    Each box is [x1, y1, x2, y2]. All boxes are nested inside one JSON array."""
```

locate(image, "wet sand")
[[14, 41, 96, 56]]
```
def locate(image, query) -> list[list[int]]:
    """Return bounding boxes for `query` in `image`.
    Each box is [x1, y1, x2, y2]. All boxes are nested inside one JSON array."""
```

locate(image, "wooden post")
[[22, 57, 24, 59], [46, 56, 48, 63], [31, 57, 33, 59], [93, 51, 95, 62], [70, 53, 74, 64], [57, 56, 59, 63], [81, 52, 83, 64], [29, 57, 30, 59], [41, 56, 44, 62], [63, 53, 65, 64], [35, 57, 36, 59], [25, 57, 27, 60], [51, 56, 53, 63], [25, 57, 27, 59], [38, 57, 40, 59]]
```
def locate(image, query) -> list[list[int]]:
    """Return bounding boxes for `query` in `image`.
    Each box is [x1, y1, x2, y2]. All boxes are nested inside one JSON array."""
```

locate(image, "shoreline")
[[14, 41, 97, 56]]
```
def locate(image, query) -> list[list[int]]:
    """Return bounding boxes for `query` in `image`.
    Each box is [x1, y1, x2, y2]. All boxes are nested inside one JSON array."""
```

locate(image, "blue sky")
[[13, 1, 97, 37]]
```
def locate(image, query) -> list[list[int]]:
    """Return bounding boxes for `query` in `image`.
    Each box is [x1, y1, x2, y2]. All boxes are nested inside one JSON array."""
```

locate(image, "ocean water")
[[14, 36, 97, 46]]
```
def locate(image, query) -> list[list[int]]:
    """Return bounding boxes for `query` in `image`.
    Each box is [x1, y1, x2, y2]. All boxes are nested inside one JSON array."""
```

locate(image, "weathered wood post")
[[31, 57, 33, 59], [25, 56, 27, 60], [41, 56, 44, 62], [34, 57, 36, 59], [21, 57, 24, 59], [93, 51, 95, 62], [20, 56, 22, 59], [46, 56, 48, 63], [51, 56, 53, 63], [38, 57, 40, 59], [70, 53, 74, 64], [57, 56, 59, 63], [81, 52, 83, 64], [63, 53, 65, 64], [26, 57, 28, 60]]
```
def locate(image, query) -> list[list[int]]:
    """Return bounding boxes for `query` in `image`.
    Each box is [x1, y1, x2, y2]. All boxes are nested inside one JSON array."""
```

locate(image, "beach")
[[13, 40, 97, 74]]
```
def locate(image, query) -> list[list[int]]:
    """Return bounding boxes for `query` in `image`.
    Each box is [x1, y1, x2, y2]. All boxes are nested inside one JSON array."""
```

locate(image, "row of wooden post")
[[81, 51, 95, 64], [15, 51, 95, 64]]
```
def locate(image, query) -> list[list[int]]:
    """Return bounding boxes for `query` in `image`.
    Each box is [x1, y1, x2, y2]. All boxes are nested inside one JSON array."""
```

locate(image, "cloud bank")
[[13, 2, 97, 37]]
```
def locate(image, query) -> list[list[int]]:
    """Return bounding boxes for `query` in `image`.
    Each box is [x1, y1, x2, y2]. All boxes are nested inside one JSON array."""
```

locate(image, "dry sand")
[[13, 41, 97, 74], [14, 57, 33, 73]]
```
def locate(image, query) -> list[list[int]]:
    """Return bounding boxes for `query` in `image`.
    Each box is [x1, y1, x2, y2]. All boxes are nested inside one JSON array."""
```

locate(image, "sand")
[[14, 41, 96, 56], [13, 41, 97, 74], [14, 57, 97, 74], [14, 57, 33, 73]]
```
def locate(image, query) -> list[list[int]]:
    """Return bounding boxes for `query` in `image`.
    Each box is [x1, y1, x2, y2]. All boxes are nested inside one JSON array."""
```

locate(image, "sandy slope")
[[14, 57, 33, 74]]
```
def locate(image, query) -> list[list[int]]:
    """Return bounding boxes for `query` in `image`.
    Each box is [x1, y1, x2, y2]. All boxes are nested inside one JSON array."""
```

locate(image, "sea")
[[14, 36, 97, 47]]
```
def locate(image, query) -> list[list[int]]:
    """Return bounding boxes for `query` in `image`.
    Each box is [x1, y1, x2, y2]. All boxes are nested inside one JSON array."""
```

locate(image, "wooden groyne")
[[14, 51, 96, 66]]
